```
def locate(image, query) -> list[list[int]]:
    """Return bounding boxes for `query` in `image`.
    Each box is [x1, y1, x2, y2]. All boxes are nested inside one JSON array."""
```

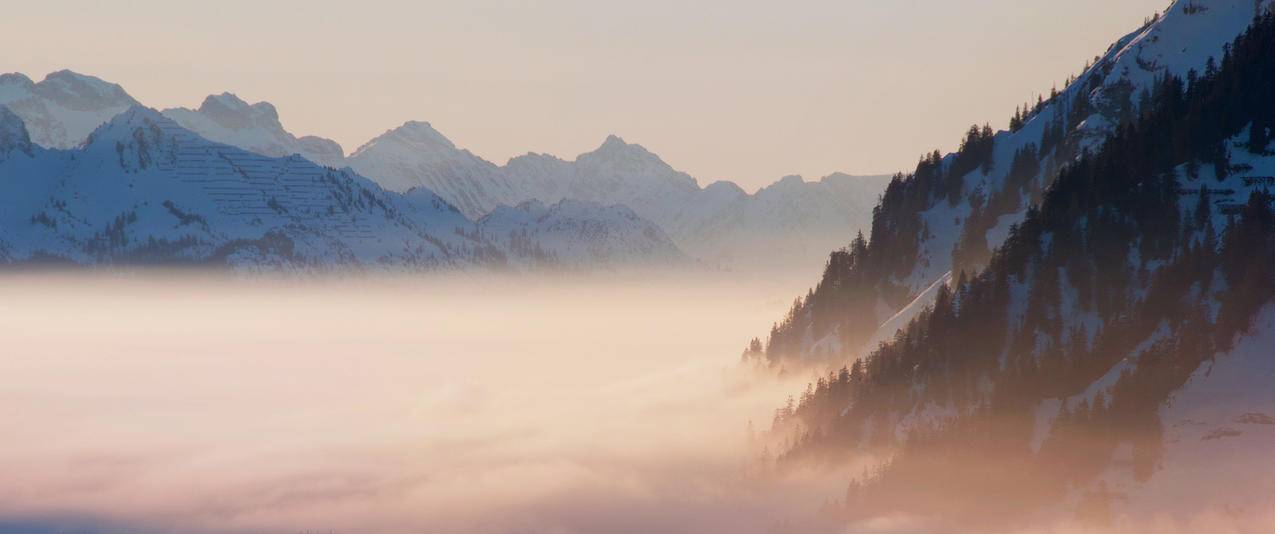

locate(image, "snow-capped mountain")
[[162, 93, 345, 167], [0, 105, 682, 270], [0, 106, 484, 269], [0, 70, 139, 149], [762, 0, 1275, 364], [346, 121, 526, 218], [0, 71, 889, 273], [668, 173, 890, 272], [478, 199, 686, 269], [503, 135, 702, 225], [348, 126, 890, 272]]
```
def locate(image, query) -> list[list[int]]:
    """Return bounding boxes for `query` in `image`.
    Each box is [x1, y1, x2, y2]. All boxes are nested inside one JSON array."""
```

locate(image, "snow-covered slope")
[[349, 128, 890, 272], [163, 93, 345, 167], [764, 0, 1275, 364], [0, 106, 488, 269], [670, 173, 892, 272], [348, 130, 705, 224], [1119, 305, 1275, 522], [0, 69, 888, 273], [346, 121, 526, 219], [0, 70, 139, 149], [0, 105, 689, 271], [504, 135, 702, 225], [1069, 304, 1275, 526], [763, 8, 1275, 526], [909, 0, 1270, 294], [478, 199, 686, 269]]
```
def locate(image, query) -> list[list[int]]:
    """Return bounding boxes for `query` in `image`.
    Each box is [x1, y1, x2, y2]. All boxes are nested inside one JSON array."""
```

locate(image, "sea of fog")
[[0, 271, 845, 534]]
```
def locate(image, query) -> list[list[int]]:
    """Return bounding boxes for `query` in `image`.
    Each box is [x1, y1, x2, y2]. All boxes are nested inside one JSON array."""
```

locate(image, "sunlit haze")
[[4, 1, 1275, 532], [2, 0, 1163, 190], [0, 273, 826, 533]]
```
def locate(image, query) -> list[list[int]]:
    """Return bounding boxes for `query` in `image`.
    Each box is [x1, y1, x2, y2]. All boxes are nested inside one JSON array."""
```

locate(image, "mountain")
[[478, 199, 686, 269], [0, 106, 485, 269], [3, 70, 889, 273], [0, 70, 889, 273], [503, 135, 702, 224], [349, 127, 891, 272], [760, 0, 1274, 365], [163, 92, 345, 167], [755, 1, 1275, 528], [0, 70, 139, 149], [346, 121, 526, 218], [0, 106, 681, 270], [669, 173, 891, 272]]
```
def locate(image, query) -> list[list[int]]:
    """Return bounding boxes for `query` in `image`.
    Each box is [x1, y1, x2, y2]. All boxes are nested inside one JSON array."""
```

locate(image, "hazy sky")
[[3, 0, 1164, 191]]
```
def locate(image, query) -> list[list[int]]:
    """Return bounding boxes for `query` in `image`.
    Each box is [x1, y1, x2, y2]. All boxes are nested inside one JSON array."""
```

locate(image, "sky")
[[2, 0, 1166, 191]]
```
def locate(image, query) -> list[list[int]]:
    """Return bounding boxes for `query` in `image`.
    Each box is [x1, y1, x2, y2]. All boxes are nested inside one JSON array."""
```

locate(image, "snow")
[[985, 211, 1023, 256], [308, 115, 893, 273], [860, 272, 953, 357], [347, 120, 523, 219], [822, 0, 1275, 360], [0, 107, 682, 271], [162, 92, 345, 167], [477, 199, 686, 268], [1030, 398, 1064, 453], [894, 401, 959, 443], [1, 67, 893, 273], [1085, 304, 1275, 522], [0, 70, 139, 149]]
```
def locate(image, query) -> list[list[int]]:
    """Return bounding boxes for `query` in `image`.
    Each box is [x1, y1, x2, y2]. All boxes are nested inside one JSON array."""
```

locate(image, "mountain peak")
[[600, 134, 628, 148], [35, 70, 138, 109], [84, 105, 170, 144], [0, 73, 34, 91], [199, 92, 249, 112], [360, 120, 457, 152], [195, 92, 281, 126], [703, 180, 747, 197], [584, 133, 660, 163]]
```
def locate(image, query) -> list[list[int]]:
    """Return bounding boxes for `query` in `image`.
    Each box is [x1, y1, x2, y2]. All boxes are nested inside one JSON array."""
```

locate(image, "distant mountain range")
[[0, 70, 888, 272], [0, 105, 683, 270]]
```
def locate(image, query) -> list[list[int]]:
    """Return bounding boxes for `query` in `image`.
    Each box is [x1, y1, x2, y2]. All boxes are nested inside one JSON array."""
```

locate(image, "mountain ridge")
[[0, 105, 683, 271]]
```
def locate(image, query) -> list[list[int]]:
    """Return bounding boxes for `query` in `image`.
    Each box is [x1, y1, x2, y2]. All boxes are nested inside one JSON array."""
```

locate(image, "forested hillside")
[[755, 0, 1271, 367], [760, 6, 1275, 528]]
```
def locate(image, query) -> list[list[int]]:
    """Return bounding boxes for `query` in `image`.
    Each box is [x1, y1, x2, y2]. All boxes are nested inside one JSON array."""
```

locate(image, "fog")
[[0, 271, 846, 534]]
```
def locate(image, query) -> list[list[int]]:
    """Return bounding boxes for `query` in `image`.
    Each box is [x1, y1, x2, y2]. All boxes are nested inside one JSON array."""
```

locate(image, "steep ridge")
[[0, 70, 139, 149], [163, 93, 345, 167], [760, 6, 1275, 527], [759, 0, 1273, 366]]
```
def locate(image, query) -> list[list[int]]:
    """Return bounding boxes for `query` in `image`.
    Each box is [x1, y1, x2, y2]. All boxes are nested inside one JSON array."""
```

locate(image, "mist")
[[0, 271, 845, 534]]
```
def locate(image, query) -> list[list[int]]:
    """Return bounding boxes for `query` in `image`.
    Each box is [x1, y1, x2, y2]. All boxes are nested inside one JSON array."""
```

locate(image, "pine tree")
[[1195, 185, 1212, 229], [1249, 119, 1269, 154]]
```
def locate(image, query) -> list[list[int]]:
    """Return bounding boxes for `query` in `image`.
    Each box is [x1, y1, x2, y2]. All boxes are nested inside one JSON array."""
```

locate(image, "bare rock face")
[[0, 70, 139, 149], [0, 105, 33, 159]]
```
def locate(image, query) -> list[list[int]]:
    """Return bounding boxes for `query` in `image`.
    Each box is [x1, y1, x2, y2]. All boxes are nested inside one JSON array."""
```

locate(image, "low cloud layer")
[[0, 272, 835, 533]]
